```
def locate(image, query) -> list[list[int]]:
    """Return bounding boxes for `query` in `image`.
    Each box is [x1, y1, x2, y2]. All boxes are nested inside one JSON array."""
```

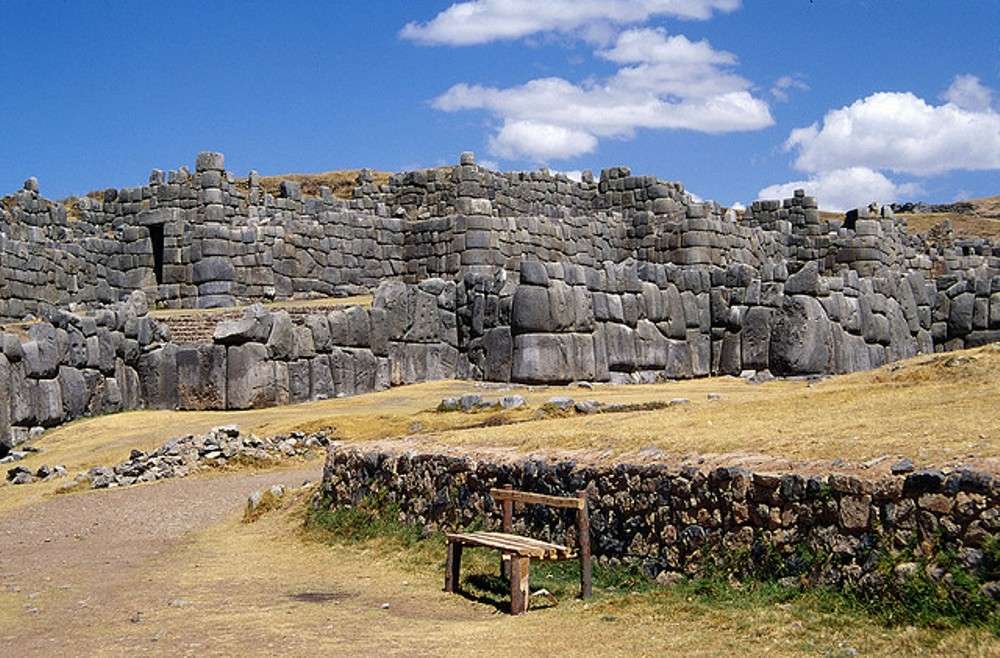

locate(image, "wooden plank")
[[490, 488, 585, 510], [510, 556, 530, 615], [447, 531, 575, 560], [485, 532, 574, 558], [445, 532, 548, 557], [501, 484, 513, 579], [463, 532, 550, 558], [577, 489, 592, 599], [444, 541, 462, 593]]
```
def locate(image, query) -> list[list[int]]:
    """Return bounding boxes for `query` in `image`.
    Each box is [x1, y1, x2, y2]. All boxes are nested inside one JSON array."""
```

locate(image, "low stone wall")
[[321, 443, 999, 589]]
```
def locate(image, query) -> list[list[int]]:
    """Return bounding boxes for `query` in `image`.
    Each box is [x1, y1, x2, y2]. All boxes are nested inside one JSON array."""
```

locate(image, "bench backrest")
[[489, 486, 586, 510], [490, 484, 593, 598]]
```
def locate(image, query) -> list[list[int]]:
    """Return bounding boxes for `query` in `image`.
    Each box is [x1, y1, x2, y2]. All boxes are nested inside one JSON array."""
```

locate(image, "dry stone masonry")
[[2, 151, 1000, 452], [321, 443, 1000, 595]]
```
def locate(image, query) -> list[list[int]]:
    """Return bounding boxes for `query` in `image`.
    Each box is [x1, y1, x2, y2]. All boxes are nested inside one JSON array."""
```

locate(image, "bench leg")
[[445, 542, 462, 593], [500, 553, 510, 580], [510, 556, 530, 615]]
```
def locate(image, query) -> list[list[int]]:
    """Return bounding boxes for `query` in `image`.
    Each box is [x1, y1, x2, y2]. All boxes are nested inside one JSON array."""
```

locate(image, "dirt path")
[[0, 463, 995, 657], [0, 465, 326, 655]]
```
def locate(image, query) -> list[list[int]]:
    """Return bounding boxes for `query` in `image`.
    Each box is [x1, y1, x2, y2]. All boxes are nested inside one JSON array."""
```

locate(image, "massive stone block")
[[58, 365, 89, 420], [227, 343, 275, 409], [770, 295, 834, 375], [741, 307, 772, 371], [176, 344, 227, 410], [139, 344, 179, 410]]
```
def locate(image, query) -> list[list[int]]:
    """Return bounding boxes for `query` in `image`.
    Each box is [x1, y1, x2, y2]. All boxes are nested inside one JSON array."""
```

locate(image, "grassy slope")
[[899, 195, 1000, 239]]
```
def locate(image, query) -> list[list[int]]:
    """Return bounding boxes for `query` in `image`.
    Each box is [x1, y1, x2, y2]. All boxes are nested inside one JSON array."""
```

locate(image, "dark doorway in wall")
[[149, 223, 165, 285]]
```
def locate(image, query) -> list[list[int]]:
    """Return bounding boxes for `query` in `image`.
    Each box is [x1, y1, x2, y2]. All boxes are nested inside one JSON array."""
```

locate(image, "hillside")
[[899, 194, 1000, 240]]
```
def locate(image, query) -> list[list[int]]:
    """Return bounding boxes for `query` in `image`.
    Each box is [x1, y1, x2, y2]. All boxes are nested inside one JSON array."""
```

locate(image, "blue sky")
[[1, 0, 998, 211]]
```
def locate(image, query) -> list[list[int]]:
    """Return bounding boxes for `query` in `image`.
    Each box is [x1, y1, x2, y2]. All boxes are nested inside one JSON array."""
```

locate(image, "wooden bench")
[[444, 485, 592, 615]]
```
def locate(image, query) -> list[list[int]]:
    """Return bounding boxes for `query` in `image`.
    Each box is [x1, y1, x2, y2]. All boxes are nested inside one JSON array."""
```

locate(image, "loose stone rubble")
[[46, 426, 326, 490]]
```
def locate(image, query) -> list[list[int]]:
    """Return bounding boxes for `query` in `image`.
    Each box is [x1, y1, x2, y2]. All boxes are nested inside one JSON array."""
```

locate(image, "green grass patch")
[[306, 495, 998, 632]]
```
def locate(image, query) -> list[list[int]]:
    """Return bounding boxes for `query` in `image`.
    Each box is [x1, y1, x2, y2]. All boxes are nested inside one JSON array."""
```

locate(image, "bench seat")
[[445, 531, 576, 560]]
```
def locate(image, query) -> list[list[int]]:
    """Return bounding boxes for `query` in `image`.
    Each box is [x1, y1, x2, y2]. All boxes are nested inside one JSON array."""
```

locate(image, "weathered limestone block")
[[227, 343, 275, 409], [266, 311, 297, 360], [214, 304, 272, 345], [741, 307, 772, 371], [510, 285, 553, 333], [482, 327, 512, 381], [373, 281, 410, 340], [176, 344, 227, 410], [138, 344, 179, 410], [0, 354, 10, 450], [33, 378, 64, 427], [948, 292, 975, 336], [603, 322, 637, 371], [288, 359, 311, 403], [770, 295, 834, 375], [310, 355, 334, 399], [58, 365, 89, 420], [404, 290, 440, 342], [511, 333, 576, 383]]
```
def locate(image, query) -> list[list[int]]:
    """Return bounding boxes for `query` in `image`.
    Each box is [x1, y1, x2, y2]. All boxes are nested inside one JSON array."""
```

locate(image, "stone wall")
[[321, 442, 999, 587], [4, 151, 998, 331]]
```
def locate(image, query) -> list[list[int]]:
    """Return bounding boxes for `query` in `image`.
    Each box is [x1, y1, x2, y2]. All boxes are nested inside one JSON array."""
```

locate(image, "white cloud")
[[757, 167, 923, 213], [785, 87, 1000, 176], [489, 120, 598, 160], [729, 201, 745, 211], [553, 169, 585, 182], [432, 27, 772, 161], [476, 158, 500, 171], [770, 74, 808, 102], [400, 0, 740, 45], [942, 74, 994, 112]]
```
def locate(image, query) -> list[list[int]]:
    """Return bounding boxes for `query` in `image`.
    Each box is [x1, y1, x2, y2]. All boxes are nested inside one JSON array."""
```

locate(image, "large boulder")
[[512, 334, 575, 383], [176, 344, 227, 410], [227, 343, 275, 409], [138, 344, 179, 409], [213, 304, 272, 345], [741, 307, 772, 371], [770, 295, 834, 375]]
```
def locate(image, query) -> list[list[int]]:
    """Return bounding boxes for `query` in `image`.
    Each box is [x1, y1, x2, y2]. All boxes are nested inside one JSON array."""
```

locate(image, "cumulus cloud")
[[942, 74, 994, 112], [489, 120, 598, 160], [400, 0, 740, 45], [757, 167, 922, 213], [432, 27, 773, 161], [785, 86, 1000, 176], [770, 74, 808, 102]]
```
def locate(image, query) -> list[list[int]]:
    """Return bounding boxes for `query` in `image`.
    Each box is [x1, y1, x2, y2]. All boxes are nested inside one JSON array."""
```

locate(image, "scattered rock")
[[459, 394, 483, 412], [574, 400, 603, 415], [669, 398, 690, 406], [6, 465, 33, 483], [56, 426, 330, 492], [890, 457, 915, 475], [546, 397, 574, 411], [437, 397, 460, 412], [499, 395, 526, 410], [707, 392, 721, 401], [655, 571, 684, 587]]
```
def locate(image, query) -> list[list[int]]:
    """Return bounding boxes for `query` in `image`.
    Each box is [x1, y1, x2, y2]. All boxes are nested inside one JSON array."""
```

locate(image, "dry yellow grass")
[[253, 170, 392, 199], [900, 195, 1000, 239]]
